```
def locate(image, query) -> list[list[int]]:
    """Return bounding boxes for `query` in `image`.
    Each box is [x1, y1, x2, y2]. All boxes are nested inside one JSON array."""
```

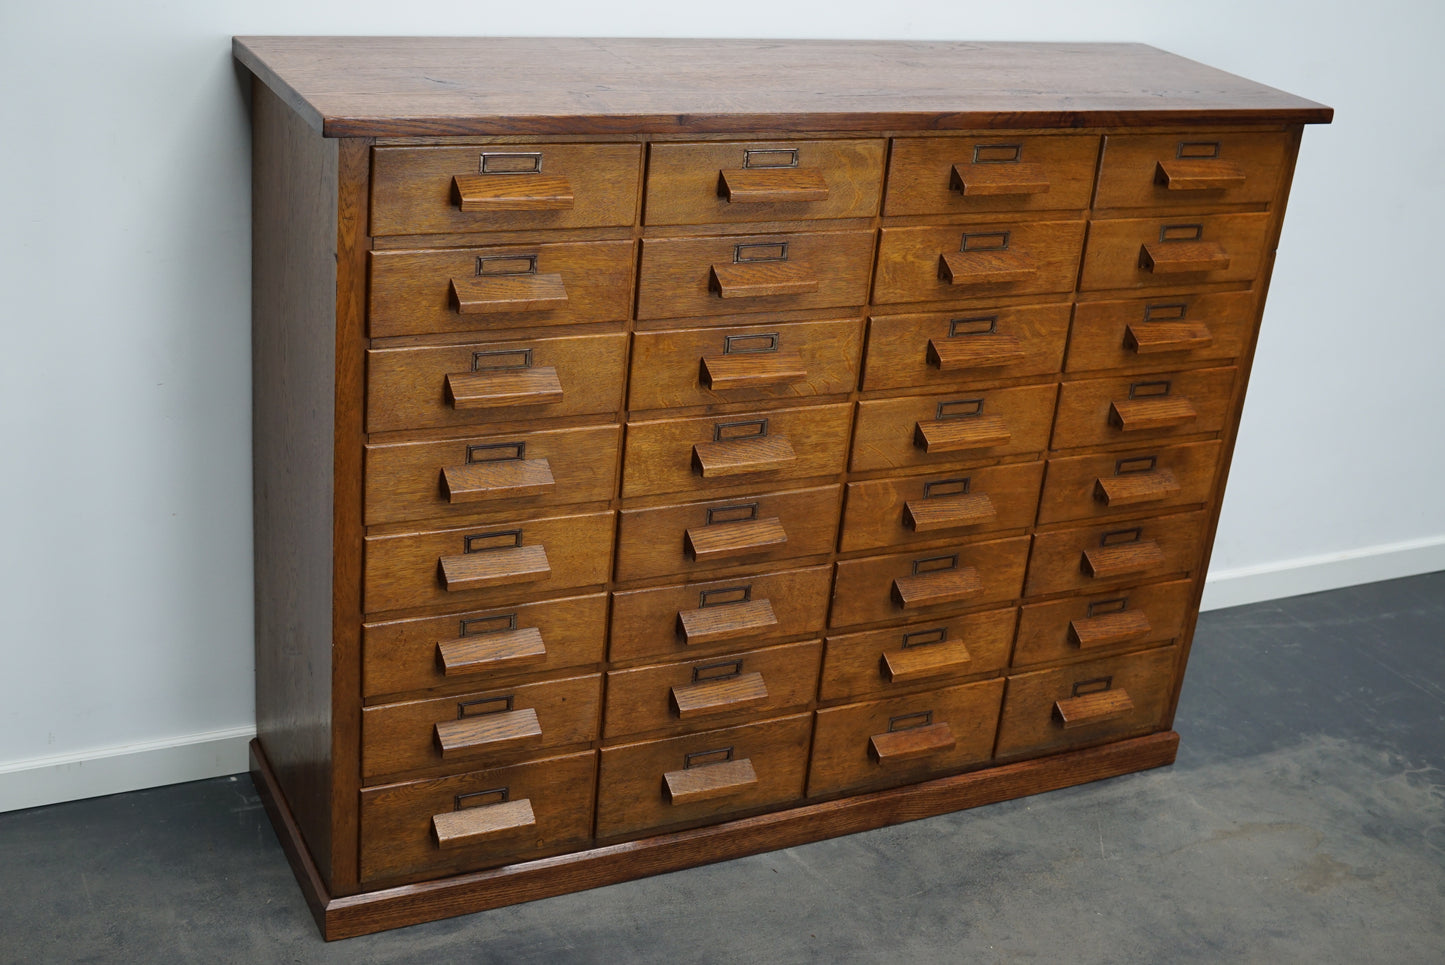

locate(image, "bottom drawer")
[[595, 714, 811, 841], [359, 750, 597, 886], [994, 644, 1180, 759]]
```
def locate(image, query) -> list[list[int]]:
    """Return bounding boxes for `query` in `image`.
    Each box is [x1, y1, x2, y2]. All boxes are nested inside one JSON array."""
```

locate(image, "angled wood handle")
[[434, 707, 543, 759], [1082, 540, 1166, 579], [1124, 322, 1212, 355], [903, 492, 996, 532], [437, 626, 548, 676], [450, 273, 569, 314], [438, 544, 551, 591], [670, 671, 769, 719], [442, 458, 556, 503], [676, 599, 778, 646], [663, 758, 758, 806], [432, 798, 536, 849], [914, 415, 1011, 453], [452, 173, 575, 211], [1054, 689, 1135, 729], [927, 334, 1025, 369], [685, 516, 787, 561], [951, 161, 1050, 196], [446, 366, 563, 409], [1069, 610, 1152, 649], [1110, 397, 1197, 432], [1154, 159, 1245, 191], [719, 167, 829, 203], [692, 435, 796, 478], [939, 251, 1036, 285], [881, 638, 972, 683], [1094, 469, 1180, 507], [1139, 241, 1229, 274], [710, 261, 819, 299], [869, 721, 956, 764], [892, 567, 982, 609], [700, 349, 807, 390]]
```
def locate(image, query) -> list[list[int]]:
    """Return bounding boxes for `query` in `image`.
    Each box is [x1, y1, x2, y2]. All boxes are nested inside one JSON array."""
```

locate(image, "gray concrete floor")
[[2, 572, 1442, 963]]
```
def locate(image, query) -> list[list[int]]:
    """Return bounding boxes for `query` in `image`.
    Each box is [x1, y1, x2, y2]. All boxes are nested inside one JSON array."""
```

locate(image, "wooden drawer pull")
[[914, 415, 1011, 453], [685, 517, 787, 561], [692, 435, 796, 478], [939, 251, 1036, 285], [438, 545, 551, 591], [441, 458, 556, 503], [869, 722, 956, 764], [1154, 159, 1246, 192], [1109, 397, 1197, 432], [700, 350, 807, 390], [1081, 540, 1166, 579], [663, 758, 758, 806], [450, 274, 569, 314], [927, 334, 1025, 369], [903, 492, 996, 532], [950, 161, 1050, 196], [1124, 322, 1212, 355], [452, 173, 575, 211], [1069, 610, 1152, 649], [437, 627, 548, 676], [670, 671, 769, 719], [676, 599, 778, 646], [1139, 241, 1230, 274], [709, 261, 819, 299], [719, 167, 829, 203], [1054, 689, 1135, 729], [434, 707, 543, 759], [892, 567, 982, 609], [881, 638, 972, 684], [431, 798, 537, 849], [1094, 469, 1180, 507], [445, 366, 563, 409]]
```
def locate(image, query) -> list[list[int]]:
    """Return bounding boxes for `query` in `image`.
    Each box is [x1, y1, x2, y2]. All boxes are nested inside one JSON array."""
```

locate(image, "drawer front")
[[807, 677, 1004, 797], [364, 511, 615, 614], [362, 593, 608, 699], [1052, 367, 1237, 450], [1025, 511, 1207, 597], [365, 424, 621, 526], [359, 751, 596, 885], [1079, 213, 1270, 291], [1065, 292, 1256, 374], [636, 231, 875, 320], [830, 535, 1031, 629], [609, 565, 832, 664], [595, 714, 812, 840], [369, 241, 635, 337], [863, 304, 1070, 391], [370, 143, 642, 237], [819, 607, 1015, 702], [1013, 579, 1193, 669], [884, 134, 1099, 215], [603, 639, 823, 738], [629, 318, 863, 411], [850, 384, 1057, 473], [366, 332, 628, 433], [995, 645, 1180, 759], [1094, 131, 1291, 210], [644, 139, 886, 225], [873, 221, 1086, 305], [1037, 441, 1223, 525], [361, 674, 602, 781], [615, 485, 842, 582], [839, 462, 1044, 553], [622, 402, 853, 499]]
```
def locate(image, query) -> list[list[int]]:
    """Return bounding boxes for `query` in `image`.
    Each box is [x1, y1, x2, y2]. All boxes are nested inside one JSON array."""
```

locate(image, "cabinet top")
[[233, 37, 1332, 138]]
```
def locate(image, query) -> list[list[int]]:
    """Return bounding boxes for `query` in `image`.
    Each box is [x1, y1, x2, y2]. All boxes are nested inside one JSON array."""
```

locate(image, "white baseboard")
[[1202, 533, 1445, 611]]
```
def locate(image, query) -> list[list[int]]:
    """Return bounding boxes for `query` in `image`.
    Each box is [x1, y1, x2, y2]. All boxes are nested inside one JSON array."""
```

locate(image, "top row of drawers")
[[370, 132, 1293, 237]]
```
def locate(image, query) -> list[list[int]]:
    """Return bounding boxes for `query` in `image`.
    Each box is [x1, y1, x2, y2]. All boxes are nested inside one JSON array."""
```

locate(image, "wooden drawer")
[[364, 510, 614, 614], [850, 384, 1057, 473], [839, 463, 1044, 553], [636, 231, 875, 320], [1038, 441, 1222, 525], [807, 678, 1004, 797], [863, 304, 1070, 391], [362, 593, 608, 699], [1025, 511, 1207, 597], [610, 565, 832, 664], [1013, 579, 1194, 669], [1065, 292, 1256, 374], [819, 608, 1015, 702], [1094, 131, 1291, 210], [644, 139, 886, 225], [364, 424, 620, 526], [603, 640, 822, 739], [361, 674, 602, 781], [369, 240, 634, 337], [366, 332, 627, 433], [1079, 213, 1270, 291], [615, 485, 842, 582], [830, 535, 1031, 629], [370, 143, 642, 237], [622, 402, 852, 499], [873, 221, 1086, 305], [995, 645, 1180, 759], [884, 134, 1099, 215], [595, 714, 812, 840], [359, 751, 596, 886], [1052, 367, 1237, 450], [629, 318, 863, 411]]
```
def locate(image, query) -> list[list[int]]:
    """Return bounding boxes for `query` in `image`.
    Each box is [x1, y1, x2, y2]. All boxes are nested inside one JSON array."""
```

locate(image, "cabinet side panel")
[[251, 77, 338, 886]]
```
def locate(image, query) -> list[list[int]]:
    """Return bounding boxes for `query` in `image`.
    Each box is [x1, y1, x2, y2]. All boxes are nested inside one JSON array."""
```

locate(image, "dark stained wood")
[[869, 721, 958, 763], [431, 799, 537, 849], [436, 627, 547, 677], [1054, 689, 1136, 729], [445, 366, 563, 409], [433, 708, 543, 760], [663, 759, 759, 805]]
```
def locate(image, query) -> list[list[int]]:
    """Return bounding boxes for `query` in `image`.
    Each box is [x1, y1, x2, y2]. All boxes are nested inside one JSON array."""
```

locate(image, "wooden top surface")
[[233, 37, 1332, 138]]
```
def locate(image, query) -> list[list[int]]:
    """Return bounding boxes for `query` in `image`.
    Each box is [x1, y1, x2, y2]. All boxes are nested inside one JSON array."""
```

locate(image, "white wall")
[[1, 1, 1440, 810]]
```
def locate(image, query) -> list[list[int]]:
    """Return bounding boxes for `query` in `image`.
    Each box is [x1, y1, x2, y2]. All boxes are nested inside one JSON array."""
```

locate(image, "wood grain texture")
[[874, 221, 1085, 304], [820, 607, 1016, 701], [663, 759, 759, 805], [1011, 580, 1192, 669], [1095, 131, 1291, 210], [1079, 213, 1269, 291], [851, 384, 1057, 472], [1052, 368, 1236, 450], [885, 134, 1098, 215], [1064, 292, 1255, 374], [431, 798, 537, 850], [830, 535, 1031, 629], [863, 303, 1070, 390], [1024, 511, 1208, 597], [1037, 441, 1222, 524]]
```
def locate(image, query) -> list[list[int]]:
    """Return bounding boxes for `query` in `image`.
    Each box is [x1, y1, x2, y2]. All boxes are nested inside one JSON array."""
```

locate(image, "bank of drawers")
[[355, 128, 1279, 886]]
